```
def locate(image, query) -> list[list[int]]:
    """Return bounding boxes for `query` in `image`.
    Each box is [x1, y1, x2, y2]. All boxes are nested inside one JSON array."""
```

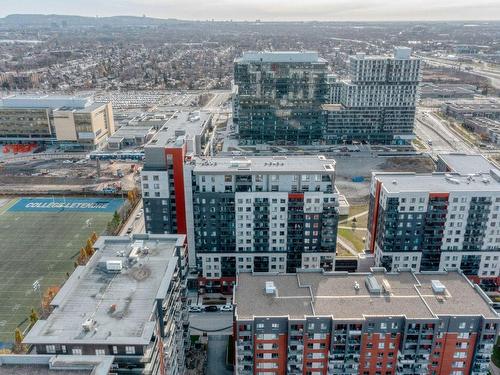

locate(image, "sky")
[[1, 0, 500, 21]]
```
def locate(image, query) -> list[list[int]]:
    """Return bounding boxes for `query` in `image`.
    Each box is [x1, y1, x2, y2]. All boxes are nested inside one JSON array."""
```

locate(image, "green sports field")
[[0, 197, 120, 346]]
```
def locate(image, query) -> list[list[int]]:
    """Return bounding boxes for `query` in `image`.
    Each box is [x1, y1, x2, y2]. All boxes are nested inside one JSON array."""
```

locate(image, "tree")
[[29, 308, 38, 328], [85, 239, 94, 258], [13, 328, 24, 353], [90, 231, 98, 244]]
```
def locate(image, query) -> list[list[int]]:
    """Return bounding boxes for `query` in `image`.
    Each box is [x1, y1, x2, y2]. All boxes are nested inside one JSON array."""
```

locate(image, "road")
[[414, 108, 477, 157], [206, 335, 232, 375], [189, 311, 233, 335], [118, 201, 144, 236]]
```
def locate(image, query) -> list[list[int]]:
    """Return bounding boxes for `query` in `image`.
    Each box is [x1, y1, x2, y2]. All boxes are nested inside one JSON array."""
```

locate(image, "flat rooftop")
[[0, 355, 113, 375], [438, 153, 498, 175], [374, 170, 500, 194], [192, 155, 336, 174], [235, 270, 498, 320], [236, 51, 327, 64], [147, 110, 210, 148], [24, 234, 185, 346], [0, 95, 93, 110]]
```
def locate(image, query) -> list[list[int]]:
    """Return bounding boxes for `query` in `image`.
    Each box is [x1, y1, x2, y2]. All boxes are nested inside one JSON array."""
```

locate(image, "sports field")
[[0, 197, 123, 346]]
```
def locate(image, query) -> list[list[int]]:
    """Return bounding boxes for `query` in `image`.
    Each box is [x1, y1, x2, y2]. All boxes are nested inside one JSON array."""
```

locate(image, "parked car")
[[126, 227, 133, 234], [204, 305, 219, 312], [220, 304, 233, 312], [188, 305, 202, 313]]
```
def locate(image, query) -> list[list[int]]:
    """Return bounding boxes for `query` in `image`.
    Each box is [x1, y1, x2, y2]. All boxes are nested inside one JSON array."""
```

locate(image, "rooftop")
[[0, 95, 93, 110], [236, 51, 327, 64], [444, 99, 500, 112], [438, 153, 498, 175], [0, 355, 113, 375], [146, 110, 211, 149], [234, 270, 498, 321], [24, 234, 185, 346], [374, 170, 500, 194], [191, 155, 336, 174]]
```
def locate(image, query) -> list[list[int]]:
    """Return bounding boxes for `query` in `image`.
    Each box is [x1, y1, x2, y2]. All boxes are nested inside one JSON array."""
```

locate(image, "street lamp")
[[33, 279, 44, 317]]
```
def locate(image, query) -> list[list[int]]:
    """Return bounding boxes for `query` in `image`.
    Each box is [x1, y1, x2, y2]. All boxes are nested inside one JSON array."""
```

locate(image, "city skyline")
[[1, 0, 500, 21]]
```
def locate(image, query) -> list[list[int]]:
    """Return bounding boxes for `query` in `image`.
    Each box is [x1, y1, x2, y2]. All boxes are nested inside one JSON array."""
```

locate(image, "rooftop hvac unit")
[[365, 275, 381, 294], [382, 279, 392, 294], [106, 260, 123, 272], [265, 281, 277, 295], [431, 280, 446, 294]]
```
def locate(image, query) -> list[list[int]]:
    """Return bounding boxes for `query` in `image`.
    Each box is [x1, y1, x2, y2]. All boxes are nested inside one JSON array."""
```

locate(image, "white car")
[[188, 305, 202, 313], [220, 304, 233, 312]]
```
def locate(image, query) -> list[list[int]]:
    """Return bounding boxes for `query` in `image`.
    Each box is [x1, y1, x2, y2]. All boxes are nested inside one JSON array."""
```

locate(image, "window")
[[72, 348, 82, 355], [125, 346, 135, 355], [95, 348, 105, 355], [46, 345, 56, 354], [112, 346, 118, 354]]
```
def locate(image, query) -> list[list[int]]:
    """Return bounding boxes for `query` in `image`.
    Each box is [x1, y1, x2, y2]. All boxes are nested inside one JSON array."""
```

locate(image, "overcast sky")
[[2, 0, 500, 21]]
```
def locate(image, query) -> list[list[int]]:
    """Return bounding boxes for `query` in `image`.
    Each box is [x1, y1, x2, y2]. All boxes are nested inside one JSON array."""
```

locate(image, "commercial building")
[[323, 47, 422, 145], [107, 126, 156, 150], [233, 51, 329, 145], [234, 269, 499, 375], [420, 83, 477, 100], [0, 95, 115, 150], [23, 234, 189, 375], [366, 169, 500, 292], [441, 99, 500, 123], [0, 354, 114, 374], [142, 153, 340, 292], [463, 118, 500, 146]]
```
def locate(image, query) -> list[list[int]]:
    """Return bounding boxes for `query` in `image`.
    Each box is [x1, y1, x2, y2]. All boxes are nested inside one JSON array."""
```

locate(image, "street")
[[189, 311, 233, 335], [207, 335, 233, 375]]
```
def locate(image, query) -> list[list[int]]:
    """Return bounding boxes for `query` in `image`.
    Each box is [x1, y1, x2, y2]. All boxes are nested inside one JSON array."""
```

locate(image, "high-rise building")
[[323, 47, 421, 144], [23, 234, 189, 375], [233, 51, 329, 145], [367, 169, 500, 292], [142, 152, 341, 292], [0, 95, 115, 150], [234, 269, 499, 375], [189, 155, 339, 292], [142, 110, 212, 237]]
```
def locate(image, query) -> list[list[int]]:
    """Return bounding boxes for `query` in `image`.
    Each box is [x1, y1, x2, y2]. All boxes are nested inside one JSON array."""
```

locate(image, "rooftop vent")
[[82, 318, 96, 332], [392, 180, 397, 185], [265, 281, 277, 295], [445, 176, 460, 184], [365, 275, 381, 294], [354, 281, 360, 291], [382, 279, 392, 294], [431, 280, 446, 294]]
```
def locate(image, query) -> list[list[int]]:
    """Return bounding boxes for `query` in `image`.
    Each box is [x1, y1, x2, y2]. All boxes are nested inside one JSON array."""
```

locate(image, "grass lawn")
[[338, 228, 367, 252], [0, 198, 117, 346]]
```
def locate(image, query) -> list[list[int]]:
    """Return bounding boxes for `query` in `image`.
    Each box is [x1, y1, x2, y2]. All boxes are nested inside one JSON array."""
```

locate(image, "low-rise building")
[[463, 118, 500, 146], [233, 269, 499, 375], [23, 234, 189, 375], [436, 153, 497, 175], [0, 95, 115, 150], [420, 83, 477, 99], [441, 99, 500, 123]]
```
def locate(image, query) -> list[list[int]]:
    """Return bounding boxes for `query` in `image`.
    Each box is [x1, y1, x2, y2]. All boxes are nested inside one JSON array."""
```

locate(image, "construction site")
[[0, 157, 140, 196]]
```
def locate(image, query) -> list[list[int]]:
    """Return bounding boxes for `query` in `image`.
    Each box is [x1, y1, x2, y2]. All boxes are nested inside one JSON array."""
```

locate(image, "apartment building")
[[142, 110, 212, 236], [233, 51, 329, 145], [23, 234, 189, 375], [233, 269, 499, 375], [142, 152, 340, 292], [0, 95, 115, 150], [190, 155, 340, 292], [324, 47, 422, 145], [366, 169, 500, 292]]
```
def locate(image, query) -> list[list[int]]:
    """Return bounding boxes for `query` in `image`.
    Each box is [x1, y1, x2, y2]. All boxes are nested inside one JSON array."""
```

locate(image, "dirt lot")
[[0, 158, 140, 194]]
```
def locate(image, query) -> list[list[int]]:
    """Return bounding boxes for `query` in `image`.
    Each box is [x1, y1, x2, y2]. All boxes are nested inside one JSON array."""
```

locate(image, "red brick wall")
[[358, 332, 401, 375]]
